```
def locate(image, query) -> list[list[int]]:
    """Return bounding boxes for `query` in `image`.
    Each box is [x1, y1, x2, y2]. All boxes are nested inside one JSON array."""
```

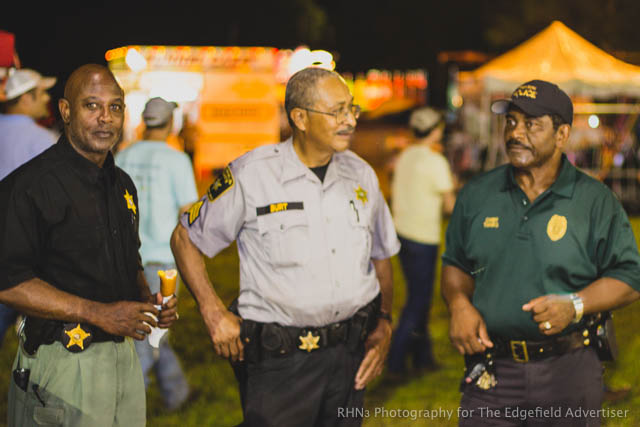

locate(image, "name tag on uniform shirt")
[[256, 202, 304, 216]]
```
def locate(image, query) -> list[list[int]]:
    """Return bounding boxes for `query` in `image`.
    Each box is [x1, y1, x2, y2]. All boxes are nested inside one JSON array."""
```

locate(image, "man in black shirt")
[[0, 64, 178, 426]]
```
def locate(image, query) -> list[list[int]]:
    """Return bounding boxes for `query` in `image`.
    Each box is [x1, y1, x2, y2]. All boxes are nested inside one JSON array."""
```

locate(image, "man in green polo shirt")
[[441, 79, 640, 426]]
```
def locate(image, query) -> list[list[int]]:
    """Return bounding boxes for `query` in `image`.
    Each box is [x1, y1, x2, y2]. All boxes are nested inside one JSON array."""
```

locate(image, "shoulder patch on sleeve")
[[187, 200, 204, 226], [207, 166, 234, 202]]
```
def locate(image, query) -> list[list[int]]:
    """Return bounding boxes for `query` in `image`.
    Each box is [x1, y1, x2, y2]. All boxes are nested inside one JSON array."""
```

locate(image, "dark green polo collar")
[[501, 154, 576, 199]]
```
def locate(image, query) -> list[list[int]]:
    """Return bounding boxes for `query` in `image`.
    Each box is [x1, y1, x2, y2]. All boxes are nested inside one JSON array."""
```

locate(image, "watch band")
[[569, 293, 584, 323]]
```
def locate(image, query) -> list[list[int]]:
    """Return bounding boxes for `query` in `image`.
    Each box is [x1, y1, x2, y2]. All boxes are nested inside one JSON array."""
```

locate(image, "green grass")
[[1, 222, 640, 426]]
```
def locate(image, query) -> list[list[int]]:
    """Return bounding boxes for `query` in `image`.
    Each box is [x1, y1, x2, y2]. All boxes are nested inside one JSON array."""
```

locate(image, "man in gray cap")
[[0, 68, 58, 346], [441, 79, 640, 426], [115, 96, 198, 412]]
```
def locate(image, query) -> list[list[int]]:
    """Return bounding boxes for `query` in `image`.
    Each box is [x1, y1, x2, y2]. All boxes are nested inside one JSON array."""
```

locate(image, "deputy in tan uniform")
[[171, 67, 400, 426]]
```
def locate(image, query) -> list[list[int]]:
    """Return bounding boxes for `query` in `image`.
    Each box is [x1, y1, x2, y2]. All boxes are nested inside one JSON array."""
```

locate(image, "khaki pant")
[[8, 337, 146, 427]]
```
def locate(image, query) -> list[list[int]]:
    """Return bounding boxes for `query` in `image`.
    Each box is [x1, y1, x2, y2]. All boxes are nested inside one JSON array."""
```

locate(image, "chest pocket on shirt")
[[348, 206, 372, 271], [257, 210, 310, 267]]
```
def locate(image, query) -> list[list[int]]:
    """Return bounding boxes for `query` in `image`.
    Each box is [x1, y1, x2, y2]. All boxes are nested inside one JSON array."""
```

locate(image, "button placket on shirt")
[[514, 191, 532, 240], [318, 178, 345, 321]]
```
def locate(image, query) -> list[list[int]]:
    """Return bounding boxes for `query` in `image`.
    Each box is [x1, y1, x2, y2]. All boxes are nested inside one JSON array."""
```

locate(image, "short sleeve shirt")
[[442, 155, 640, 340], [115, 141, 198, 265], [392, 144, 454, 244], [0, 136, 143, 303], [181, 139, 400, 327]]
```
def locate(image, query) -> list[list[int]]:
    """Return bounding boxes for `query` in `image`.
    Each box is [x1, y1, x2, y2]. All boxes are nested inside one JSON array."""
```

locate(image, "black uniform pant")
[[459, 347, 603, 426], [233, 343, 365, 427]]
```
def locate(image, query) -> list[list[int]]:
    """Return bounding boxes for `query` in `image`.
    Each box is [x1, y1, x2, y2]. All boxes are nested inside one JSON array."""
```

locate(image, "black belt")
[[239, 294, 381, 363], [23, 317, 123, 355], [491, 329, 589, 363]]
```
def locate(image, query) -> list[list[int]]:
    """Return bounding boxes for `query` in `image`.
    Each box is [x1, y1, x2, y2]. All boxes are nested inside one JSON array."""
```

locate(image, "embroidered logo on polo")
[[187, 200, 204, 226], [207, 166, 234, 202], [256, 202, 304, 216], [513, 84, 537, 100], [547, 214, 567, 241], [124, 189, 137, 215], [354, 185, 368, 205], [483, 217, 499, 228]]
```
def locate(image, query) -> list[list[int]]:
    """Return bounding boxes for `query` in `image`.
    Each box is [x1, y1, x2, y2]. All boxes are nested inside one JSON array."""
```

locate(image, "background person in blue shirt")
[[0, 68, 57, 347], [116, 97, 198, 412]]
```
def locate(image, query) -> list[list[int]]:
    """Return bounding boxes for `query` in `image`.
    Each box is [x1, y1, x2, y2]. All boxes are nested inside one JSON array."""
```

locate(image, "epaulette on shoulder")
[[337, 149, 375, 177], [230, 142, 281, 171], [340, 148, 367, 164]]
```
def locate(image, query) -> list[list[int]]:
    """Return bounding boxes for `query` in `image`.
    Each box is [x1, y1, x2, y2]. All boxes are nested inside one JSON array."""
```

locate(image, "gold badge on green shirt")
[[547, 214, 567, 241], [483, 217, 499, 228]]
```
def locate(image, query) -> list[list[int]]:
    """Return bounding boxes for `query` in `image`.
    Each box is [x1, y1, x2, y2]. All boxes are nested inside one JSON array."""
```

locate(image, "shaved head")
[[63, 64, 122, 104], [58, 63, 126, 166]]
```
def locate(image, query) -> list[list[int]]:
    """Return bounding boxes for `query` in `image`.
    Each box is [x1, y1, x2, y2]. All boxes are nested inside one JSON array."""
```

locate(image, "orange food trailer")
[[106, 45, 282, 182]]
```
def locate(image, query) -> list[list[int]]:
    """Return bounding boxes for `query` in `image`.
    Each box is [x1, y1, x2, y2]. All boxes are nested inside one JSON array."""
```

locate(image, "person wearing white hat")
[[0, 68, 57, 180], [387, 107, 456, 378], [0, 68, 58, 348]]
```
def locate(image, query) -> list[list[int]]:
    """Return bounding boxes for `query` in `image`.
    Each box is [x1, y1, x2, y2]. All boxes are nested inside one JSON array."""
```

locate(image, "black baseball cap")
[[491, 80, 573, 126]]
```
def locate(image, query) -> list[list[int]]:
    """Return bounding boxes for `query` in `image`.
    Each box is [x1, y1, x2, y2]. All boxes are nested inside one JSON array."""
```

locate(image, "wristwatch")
[[569, 293, 584, 323]]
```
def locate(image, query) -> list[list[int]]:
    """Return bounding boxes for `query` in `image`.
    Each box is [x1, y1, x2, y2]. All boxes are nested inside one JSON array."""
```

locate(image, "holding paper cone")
[[148, 269, 178, 348]]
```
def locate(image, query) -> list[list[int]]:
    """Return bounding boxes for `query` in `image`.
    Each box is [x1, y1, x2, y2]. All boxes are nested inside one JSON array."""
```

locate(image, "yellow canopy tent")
[[457, 21, 640, 171], [461, 20, 640, 97]]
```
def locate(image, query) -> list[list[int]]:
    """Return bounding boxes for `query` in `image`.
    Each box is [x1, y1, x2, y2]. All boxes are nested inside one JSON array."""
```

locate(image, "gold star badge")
[[64, 324, 91, 350], [355, 186, 368, 205], [298, 331, 320, 352], [124, 189, 137, 215]]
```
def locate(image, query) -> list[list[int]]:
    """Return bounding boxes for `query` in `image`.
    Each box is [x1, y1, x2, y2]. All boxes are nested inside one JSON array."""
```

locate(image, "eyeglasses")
[[299, 104, 361, 123]]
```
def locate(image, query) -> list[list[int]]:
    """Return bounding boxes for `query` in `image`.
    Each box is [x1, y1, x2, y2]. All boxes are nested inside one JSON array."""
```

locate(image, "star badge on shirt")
[[354, 185, 368, 205], [124, 189, 137, 215], [298, 331, 320, 352]]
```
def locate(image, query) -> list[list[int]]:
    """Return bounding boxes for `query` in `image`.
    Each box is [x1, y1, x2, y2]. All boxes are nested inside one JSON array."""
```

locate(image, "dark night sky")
[[3, 1, 640, 107]]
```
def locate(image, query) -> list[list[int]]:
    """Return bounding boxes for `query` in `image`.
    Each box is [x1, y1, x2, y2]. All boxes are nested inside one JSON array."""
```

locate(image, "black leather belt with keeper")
[[492, 329, 590, 363], [238, 294, 381, 363], [23, 316, 123, 355]]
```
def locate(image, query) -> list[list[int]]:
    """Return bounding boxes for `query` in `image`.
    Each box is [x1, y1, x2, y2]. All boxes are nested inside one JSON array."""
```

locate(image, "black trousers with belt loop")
[[233, 342, 366, 427], [229, 296, 380, 427], [459, 347, 603, 427]]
